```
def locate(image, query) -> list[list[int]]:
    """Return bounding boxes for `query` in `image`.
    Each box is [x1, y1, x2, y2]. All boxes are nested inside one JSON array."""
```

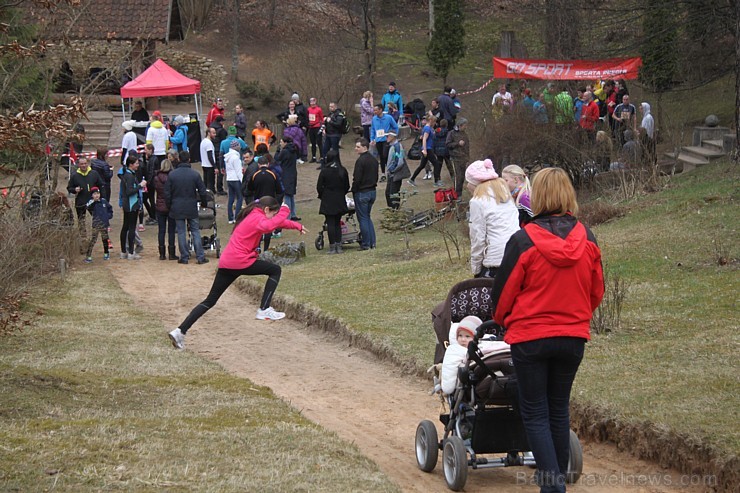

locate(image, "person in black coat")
[[66, 156, 104, 253], [276, 136, 299, 220], [164, 151, 209, 265], [90, 148, 113, 202], [317, 149, 350, 254], [247, 154, 283, 251]]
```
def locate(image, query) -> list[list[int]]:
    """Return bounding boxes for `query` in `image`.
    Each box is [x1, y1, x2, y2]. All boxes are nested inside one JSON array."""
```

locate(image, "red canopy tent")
[[120, 59, 203, 122]]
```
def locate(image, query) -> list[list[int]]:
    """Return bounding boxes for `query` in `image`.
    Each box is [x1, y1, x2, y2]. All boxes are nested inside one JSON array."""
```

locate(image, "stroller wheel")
[[415, 420, 438, 473], [443, 435, 468, 491], [566, 429, 583, 484], [315, 234, 324, 251]]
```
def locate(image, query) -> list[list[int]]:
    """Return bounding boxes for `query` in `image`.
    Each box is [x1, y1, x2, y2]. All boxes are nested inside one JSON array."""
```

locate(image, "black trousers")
[[324, 214, 342, 245], [179, 262, 282, 333], [120, 210, 138, 254], [308, 127, 323, 159]]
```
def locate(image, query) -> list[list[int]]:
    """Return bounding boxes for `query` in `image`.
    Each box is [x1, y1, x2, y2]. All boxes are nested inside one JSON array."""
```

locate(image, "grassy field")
[[0, 270, 399, 492], [255, 161, 739, 460]]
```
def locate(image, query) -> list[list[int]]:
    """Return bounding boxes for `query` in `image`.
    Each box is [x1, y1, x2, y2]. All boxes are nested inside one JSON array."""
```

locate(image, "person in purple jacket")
[[282, 115, 307, 163]]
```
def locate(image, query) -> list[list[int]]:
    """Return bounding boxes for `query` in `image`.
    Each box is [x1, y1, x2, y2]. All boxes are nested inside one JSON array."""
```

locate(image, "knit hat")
[[173, 115, 185, 125], [90, 186, 100, 194], [465, 159, 498, 186], [122, 120, 134, 131], [152, 110, 162, 118], [456, 117, 468, 127], [230, 139, 241, 150], [457, 315, 482, 337], [291, 93, 300, 101], [228, 125, 237, 136]]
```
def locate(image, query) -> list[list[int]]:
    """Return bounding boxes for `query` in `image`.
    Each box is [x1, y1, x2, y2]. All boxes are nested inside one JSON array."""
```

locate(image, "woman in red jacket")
[[492, 167, 604, 493], [168, 196, 308, 350]]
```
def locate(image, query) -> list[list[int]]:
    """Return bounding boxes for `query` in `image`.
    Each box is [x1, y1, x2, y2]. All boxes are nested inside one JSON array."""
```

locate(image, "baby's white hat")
[[457, 315, 482, 337]]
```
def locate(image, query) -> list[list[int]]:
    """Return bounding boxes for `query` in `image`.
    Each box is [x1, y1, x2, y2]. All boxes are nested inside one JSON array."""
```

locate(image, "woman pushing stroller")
[[168, 196, 308, 350]]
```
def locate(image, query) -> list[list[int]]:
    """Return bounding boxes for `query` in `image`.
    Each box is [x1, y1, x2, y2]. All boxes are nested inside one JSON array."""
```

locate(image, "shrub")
[[235, 80, 284, 108], [591, 266, 629, 335], [579, 199, 624, 228]]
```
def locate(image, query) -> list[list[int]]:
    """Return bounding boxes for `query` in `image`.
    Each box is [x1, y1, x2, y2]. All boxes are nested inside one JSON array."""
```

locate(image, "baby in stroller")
[[416, 278, 583, 492]]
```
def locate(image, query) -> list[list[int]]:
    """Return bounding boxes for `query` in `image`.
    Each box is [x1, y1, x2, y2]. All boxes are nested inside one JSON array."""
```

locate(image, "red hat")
[[153, 110, 162, 117], [90, 187, 100, 194]]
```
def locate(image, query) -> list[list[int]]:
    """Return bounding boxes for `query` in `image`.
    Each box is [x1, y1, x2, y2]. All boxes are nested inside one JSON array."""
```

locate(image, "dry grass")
[[0, 269, 399, 493]]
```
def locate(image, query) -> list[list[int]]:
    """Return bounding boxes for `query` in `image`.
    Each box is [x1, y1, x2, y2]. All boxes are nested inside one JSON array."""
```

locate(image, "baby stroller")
[[415, 278, 584, 491], [314, 197, 362, 250], [189, 190, 221, 258]]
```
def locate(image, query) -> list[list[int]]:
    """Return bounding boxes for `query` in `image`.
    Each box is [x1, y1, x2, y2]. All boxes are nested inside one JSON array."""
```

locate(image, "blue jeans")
[[227, 180, 243, 221], [353, 190, 376, 248], [176, 217, 205, 262], [156, 211, 176, 248], [321, 134, 341, 164], [511, 337, 585, 493], [284, 194, 297, 218]]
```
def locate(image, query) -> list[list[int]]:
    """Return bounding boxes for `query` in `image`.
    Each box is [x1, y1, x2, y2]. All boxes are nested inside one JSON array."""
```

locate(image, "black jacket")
[[317, 163, 350, 216], [351, 152, 378, 193], [276, 143, 298, 195], [67, 168, 104, 207], [164, 162, 207, 220], [248, 166, 282, 200], [325, 109, 345, 136]]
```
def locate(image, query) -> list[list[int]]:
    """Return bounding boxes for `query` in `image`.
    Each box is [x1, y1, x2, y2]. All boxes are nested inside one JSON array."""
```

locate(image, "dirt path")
[[105, 255, 705, 493]]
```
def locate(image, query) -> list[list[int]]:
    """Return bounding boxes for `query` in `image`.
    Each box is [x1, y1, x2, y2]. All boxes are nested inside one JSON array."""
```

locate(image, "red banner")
[[493, 57, 642, 80]]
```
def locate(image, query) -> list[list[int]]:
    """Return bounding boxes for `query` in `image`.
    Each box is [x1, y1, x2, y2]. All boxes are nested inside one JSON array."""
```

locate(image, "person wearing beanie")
[[224, 139, 245, 224], [384, 130, 409, 209], [446, 117, 470, 197], [441, 315, 483, 394], [467, 160, 520, 278], [121, 120, 138, 167], [169, 115, 189, 153], [219, 125, 249, 188], [83, 186, 113, 263]]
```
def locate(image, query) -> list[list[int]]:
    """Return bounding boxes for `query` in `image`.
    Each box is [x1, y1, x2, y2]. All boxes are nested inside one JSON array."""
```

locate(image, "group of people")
[[492, 79, 657, 170]]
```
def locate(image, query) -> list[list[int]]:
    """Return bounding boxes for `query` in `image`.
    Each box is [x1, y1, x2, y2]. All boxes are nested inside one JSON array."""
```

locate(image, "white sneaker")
[[168, 328, 185, 349], [255, 307, 285, 320], [120, 252, 128, 259], [297, 159, 305, 165], [423, 172, 432, 180], [128, 253, 142, 260]]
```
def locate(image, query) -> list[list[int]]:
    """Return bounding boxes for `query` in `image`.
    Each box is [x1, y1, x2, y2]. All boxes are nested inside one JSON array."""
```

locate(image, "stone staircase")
[[81, 110, 114, 151], [664, 125, 734, 173]]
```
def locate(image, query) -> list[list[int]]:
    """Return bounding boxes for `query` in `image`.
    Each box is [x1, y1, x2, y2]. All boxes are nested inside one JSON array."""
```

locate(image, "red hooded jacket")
[[492, 214, 604, 345]]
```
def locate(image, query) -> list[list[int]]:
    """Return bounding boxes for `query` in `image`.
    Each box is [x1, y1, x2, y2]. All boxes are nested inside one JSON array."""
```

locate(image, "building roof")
[[33, 0, 180, 43]]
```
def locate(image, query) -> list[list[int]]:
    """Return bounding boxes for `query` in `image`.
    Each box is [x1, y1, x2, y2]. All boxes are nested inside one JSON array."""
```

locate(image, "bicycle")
[[401, 198, 468, 231]]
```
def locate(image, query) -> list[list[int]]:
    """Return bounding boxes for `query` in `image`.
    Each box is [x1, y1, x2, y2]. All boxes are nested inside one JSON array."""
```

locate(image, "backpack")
[[407, 134, 423, 160], [339, 111, 350, 134], [433, 127, 449, 157]]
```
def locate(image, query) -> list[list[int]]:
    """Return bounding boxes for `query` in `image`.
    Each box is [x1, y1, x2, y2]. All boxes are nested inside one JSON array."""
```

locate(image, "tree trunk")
[[361, 0, 377, 93], [736, 0, 739, 156], [429, 0, 434, 39], [231, 0, 239, 81], [269, 0, 277, 29]]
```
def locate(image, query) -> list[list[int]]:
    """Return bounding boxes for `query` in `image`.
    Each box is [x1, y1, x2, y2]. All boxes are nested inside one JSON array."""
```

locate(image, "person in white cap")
[[384, 131, 409, 209], [121, 120, 138, 166], [441, 315, 483, 395]]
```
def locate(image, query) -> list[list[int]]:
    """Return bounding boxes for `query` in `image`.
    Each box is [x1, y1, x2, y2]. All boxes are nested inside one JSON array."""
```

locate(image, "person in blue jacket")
[[370, 104, 398, 181], [380, 81, 403, 116], [169, 115, 189, 152]]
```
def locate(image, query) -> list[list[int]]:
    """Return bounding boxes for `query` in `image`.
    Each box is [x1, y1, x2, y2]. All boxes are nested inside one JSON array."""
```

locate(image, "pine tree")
[[426, 0, 465, 84]]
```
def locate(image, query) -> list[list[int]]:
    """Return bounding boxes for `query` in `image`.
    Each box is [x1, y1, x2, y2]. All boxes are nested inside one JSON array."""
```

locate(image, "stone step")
[[702, 139, 724, 152], [664, 152, 708, 171], [682, 145, 725, 160]]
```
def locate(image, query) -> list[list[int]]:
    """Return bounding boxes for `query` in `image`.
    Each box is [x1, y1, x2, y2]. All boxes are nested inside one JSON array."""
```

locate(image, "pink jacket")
[[218, 205, 302, 270]]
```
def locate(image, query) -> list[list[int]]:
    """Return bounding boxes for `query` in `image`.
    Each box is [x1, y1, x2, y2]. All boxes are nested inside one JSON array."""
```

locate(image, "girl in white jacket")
[[441, 316, 482, 395], [467, 165, 520, 278]]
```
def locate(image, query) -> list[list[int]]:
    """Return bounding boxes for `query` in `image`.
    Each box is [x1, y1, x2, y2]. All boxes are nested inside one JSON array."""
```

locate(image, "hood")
[[527, 215, 588, 268], [76, 166, 91, 176], [641, 102, 651, 115], [151, 120, 163, 129]]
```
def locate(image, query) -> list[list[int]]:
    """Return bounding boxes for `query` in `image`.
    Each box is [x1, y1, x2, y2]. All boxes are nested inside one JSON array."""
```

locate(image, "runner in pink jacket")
[[168, 196, 307, 349]]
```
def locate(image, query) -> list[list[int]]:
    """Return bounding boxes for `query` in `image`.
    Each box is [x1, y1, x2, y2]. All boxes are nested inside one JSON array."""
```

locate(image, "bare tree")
[[231, 0, 240, 81]]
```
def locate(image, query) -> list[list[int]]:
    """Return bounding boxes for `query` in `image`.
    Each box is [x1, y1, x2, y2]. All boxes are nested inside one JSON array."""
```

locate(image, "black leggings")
[[179, 261, 282, 333], [324, 214, 342, 244], [120, 210, 138, 254], [411, 150, 440, 181]]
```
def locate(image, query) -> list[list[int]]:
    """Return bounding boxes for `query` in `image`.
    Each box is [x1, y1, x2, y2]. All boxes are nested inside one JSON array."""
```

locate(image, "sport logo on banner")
[[493, 57, 642, 81]]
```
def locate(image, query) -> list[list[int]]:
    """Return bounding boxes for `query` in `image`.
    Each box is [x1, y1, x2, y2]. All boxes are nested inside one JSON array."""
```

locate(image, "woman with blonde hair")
[[502, 164, 533, 225], [492, 167, 604, 493], [360, 90, 374, 141], [465, 159, 520, 278]]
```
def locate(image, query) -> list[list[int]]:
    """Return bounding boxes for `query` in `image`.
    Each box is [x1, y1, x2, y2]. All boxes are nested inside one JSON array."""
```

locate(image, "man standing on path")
[[321, 102, 345, 168], [352, 138, 378, 250], [206, 97, 225, 128], [131, 101, 149, 142], [200, 127, 217, 192], [67, 157, 104, 253], [370, 104, 398, 182], [164, 151, 209, 265], [234, 104, 247, 140], [380, 81, 403, 118], [446, 117, 470, 198]]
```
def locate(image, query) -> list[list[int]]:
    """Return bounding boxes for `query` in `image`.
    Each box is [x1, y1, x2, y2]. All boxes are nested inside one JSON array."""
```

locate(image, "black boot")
[[159, 246, 166, 260], [335, 243, 344, 254], [168, 246, 179, 261]]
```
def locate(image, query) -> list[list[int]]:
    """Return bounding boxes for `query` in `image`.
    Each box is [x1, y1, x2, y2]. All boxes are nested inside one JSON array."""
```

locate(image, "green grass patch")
[[0, 269, 399, 492]]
